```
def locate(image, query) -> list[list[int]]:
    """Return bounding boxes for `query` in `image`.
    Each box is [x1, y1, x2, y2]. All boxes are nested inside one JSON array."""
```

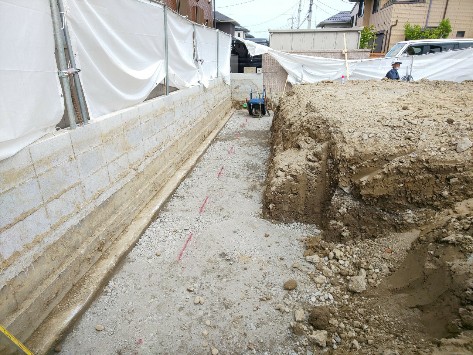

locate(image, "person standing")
[[385, 61, 402, 80]]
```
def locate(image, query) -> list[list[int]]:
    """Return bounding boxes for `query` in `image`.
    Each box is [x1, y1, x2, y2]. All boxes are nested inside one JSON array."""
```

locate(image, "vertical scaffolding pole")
[[164, 5, 170, 95], [216, 30, 219, 78], [57, 0, 89, 124], [49, 0, 77, 129]]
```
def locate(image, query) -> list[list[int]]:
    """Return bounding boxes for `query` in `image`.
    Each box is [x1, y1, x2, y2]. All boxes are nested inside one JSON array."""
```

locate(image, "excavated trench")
[[264, 80, 473, 352]]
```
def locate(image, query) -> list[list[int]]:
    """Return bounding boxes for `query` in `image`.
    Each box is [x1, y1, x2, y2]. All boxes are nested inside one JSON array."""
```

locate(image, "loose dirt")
[[264, 80, 473, 353]]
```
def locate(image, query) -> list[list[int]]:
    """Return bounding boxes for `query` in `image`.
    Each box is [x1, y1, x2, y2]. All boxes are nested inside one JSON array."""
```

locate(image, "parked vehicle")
[[385, 39, 473, 58]]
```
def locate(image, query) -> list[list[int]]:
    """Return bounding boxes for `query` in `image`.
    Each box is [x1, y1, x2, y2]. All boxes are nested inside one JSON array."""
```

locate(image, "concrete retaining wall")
[[0, 79, 231, 351], [263, 50, 371, 104], [230, 73, 264, 107]]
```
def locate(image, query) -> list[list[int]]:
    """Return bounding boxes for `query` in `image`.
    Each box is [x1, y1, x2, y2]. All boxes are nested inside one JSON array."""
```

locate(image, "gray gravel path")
[[60, 110, 319, 354]]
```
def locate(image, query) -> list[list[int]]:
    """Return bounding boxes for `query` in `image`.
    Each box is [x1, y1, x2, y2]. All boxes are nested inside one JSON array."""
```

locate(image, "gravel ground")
[[59, 110, 319, 354]]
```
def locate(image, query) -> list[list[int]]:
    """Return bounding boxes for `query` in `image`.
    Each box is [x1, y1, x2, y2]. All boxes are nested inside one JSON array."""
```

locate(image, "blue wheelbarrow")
[[245, 87, 270, 117]]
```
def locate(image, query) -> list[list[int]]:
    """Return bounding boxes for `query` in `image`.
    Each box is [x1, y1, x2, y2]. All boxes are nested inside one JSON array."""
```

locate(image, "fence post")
[[216, 30, 219, 79], [164, 5, 170, 95], [57, 0, 89, 124], [48, 0, 77, 129]]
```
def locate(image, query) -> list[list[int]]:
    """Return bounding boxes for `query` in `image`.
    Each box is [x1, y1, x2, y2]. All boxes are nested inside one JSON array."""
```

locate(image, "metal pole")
[[49, 0, 77, 129], [216, 30, 219, 79], [164, 5, 170, 95], [297, 0, 302, 28], [307, 0, 313, 29], [425, 0, 433, 28], [214, 0, 216, 28], [57, 0, 89, 124]]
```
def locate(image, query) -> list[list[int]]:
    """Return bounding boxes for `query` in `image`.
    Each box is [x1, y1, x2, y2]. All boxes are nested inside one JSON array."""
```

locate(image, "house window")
[[372, 0, 380, 14], [456, 31, 465, 38]]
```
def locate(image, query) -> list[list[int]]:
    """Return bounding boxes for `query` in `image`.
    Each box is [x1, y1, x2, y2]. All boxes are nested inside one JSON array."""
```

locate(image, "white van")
[[385, 39, 473, 58]]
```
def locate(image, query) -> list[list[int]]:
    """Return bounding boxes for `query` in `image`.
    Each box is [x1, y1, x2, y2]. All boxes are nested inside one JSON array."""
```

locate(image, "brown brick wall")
[[163, 0, 213, 26]]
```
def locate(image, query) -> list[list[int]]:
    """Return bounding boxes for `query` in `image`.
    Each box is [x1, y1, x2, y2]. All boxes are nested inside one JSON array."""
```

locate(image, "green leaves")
[[404, 19, 452, 40], [360, 25, 377, 50]]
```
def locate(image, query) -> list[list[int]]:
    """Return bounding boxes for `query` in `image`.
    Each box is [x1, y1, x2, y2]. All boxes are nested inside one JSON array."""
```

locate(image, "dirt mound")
[[264, 80, 473, 240], [264, 80, 473, 353]]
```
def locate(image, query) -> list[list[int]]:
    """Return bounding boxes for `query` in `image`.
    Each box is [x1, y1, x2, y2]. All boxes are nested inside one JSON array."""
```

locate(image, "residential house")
[[162, 0, 213, 26], [235, 25, 250, 39], [214, 11, 239, 36], [349, 0, 473, 53], [317, 11, 355, 28]]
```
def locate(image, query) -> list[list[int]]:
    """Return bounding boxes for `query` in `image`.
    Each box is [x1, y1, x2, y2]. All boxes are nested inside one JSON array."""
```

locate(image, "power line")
[[241, 0, 301, 27], [219, 0, 256, 9]]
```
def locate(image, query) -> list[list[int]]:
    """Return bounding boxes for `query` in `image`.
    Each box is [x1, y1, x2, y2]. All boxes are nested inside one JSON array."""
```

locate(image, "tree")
[[359, 25, 377, 50], [404, 19, 452, 40]]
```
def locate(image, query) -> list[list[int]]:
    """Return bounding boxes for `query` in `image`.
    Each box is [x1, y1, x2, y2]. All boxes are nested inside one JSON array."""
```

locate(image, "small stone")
[[305, 254, 320, 264], [194, 296, 204, 305], [322, 267, 333, 278], [446, 118, 454, 124], [211, 348, 219, 355], [205, 320, 211, 326], [333, 249, 343, 260], [402, 105, 409, 110], [283, 279, 298, 290], [351, 339, 361, 350], [95, 324, 105, 331], [155, 252, 161, 256], [294, 308, 305, 322], [348, 270, 367, 293], [187, 287, 195, 292], [54, 345, 62, 353], [309, 330, 328, 347], [456, 137, 472, 153], [291, 322, 305, 336], [264, 233, 270, 238], [202, 330, 209, 336], [314, 275, 327, 285]]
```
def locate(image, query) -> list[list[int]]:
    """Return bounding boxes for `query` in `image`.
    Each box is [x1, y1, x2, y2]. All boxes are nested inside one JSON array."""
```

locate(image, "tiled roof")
[[214, 11, 239, 25], [319, 11, 352, 24]]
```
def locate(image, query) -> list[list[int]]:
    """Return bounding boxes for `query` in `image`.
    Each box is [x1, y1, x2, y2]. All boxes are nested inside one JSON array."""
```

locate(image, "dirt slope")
[[264, 80, 473, 353]]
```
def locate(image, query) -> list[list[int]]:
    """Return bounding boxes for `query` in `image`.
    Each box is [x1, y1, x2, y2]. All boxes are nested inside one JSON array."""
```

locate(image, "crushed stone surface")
[[60, 110, 320, 354]]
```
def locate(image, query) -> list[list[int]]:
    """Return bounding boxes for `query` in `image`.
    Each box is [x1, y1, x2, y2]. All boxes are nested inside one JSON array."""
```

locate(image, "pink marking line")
[[199, 196, 209, 214], [217, 166, 224, 178], [228, 146, 235, 155], [177, 232, 193, 261]]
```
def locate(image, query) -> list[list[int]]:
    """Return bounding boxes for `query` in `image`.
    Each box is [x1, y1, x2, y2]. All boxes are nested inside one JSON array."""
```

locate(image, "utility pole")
[[297, 0, 302, 28], [307, 0, 314, 29]]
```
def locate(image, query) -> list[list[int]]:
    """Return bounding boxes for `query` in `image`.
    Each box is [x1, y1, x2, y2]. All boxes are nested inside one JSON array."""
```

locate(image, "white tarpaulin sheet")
[[218, 32, 232, 84], [0, 0, 64, 161], [65, 0, 166, 119], [195, 26, 218, 87], [240, 38, 473, 83], [167, 11, 200, 88]]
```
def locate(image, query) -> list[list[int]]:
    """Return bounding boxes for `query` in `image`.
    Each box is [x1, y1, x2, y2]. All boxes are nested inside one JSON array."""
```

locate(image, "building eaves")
[[213, 11, 240, 25]]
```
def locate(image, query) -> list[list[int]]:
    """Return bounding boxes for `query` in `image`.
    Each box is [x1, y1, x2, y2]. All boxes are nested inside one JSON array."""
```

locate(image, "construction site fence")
[[0, 0, 232, 161]]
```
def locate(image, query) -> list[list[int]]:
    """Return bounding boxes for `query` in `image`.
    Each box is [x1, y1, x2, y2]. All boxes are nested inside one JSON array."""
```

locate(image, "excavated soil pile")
[[264, 80, 473, 240], [264, 80, 473, 353]]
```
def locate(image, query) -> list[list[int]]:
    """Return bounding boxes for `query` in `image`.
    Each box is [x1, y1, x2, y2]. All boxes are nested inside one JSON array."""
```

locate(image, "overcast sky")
[[215, 0, 355, 38]]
